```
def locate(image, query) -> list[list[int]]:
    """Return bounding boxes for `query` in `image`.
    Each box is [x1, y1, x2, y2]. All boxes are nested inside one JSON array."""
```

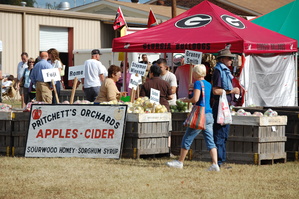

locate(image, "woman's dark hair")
[[47, 48, 62, 64], [7, 75, 14, 81], [150, 64, 161, 77], [120, 61, 129, 69], [108, 65, 122, 78]]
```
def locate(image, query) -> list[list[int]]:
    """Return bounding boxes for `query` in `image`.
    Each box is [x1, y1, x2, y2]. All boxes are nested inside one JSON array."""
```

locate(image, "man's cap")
[[91, 49, 102, 55], [216, 49, 235, 59]]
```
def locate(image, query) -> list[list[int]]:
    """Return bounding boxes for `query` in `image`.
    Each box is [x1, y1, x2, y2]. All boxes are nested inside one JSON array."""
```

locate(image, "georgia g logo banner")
[[175, 14, 212, 29], [221, 15, 245, 29]]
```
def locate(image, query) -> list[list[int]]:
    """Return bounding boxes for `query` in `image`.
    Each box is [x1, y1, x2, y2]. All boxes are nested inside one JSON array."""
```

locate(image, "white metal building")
[[0, 4, 149, 87]]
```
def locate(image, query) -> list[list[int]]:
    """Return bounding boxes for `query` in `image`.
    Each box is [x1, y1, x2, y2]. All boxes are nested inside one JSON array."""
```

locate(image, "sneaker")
[[220, 163, 232, 169], [166, 160, 183, 169], [207, 164, 220, 172]]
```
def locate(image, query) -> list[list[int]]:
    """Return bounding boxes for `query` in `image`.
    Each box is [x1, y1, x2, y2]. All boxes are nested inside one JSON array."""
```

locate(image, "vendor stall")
[[112, 0, 298, 107]]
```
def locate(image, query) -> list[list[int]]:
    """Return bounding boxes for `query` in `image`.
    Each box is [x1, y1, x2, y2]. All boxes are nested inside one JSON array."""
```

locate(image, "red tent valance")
[[112, 1, 297, 54]]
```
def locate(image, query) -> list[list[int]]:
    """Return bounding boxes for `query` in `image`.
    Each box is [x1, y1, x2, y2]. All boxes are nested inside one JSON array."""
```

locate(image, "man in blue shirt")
[[30, 52, 53, 103], [212, 49, 240, 168]]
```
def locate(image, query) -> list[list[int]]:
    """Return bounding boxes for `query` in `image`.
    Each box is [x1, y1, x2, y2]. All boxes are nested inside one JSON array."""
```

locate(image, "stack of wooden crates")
[[0, 112, 12, 156], [170, 113, 288, 165], [0, 111, 29, 156], [122, 112, 171, 158]]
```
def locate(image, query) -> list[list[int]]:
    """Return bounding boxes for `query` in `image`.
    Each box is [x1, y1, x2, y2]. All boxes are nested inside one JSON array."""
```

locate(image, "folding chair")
[[2, 80, 17, 102]]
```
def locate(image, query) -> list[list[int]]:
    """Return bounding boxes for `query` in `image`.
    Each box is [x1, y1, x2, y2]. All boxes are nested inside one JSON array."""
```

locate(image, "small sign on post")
[[128, 74, 142, 90], [185, 50, 203, 65], [128, 62, 147, 101], [68, 65, 85, 80], [150, 88, 160, 104], [129, 61, 147, 76], [42, 68, 61, 82]]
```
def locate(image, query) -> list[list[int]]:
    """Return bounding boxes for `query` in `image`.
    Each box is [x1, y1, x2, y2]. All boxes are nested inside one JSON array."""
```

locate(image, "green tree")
[[0, 0, 36, 7], [45, 2, 60, 9]]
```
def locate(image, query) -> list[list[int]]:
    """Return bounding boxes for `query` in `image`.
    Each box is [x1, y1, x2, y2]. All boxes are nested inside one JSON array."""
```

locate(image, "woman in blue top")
[[20, 57, 35, 104], [167, 64, 219, 171]]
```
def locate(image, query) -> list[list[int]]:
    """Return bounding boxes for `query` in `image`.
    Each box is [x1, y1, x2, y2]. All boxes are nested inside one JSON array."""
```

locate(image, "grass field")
[[1, 156, 298, 199], [1, 98, 298, 198]]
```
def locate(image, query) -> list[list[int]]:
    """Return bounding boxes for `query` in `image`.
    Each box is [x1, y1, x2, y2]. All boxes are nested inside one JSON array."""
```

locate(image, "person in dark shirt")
[[139, 54, 150, 64], [140, 64, 172, 111], [212, 49, 240, 168]]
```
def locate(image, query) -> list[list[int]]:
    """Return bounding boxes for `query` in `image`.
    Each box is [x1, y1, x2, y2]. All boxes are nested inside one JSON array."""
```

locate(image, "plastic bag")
[[60, 65, 65, 76], [217, 90, 232, 125]]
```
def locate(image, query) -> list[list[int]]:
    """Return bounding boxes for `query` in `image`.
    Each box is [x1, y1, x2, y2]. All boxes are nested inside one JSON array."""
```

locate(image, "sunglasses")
[[28, 61, 34, 63], [225, 57, 234, 60]]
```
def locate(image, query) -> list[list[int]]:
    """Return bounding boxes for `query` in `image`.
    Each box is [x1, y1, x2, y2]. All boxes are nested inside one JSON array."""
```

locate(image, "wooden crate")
[[122, 113, 171, 158], [170, 113, 188, 155], [191, 134, 210, 161], [191, 116, 287, 165], [236, 107, 299, 161], [227, 124, 287, 165], [229, 116, 287, 165], [0, 112, 13, 156], [171, 112, 188, 132], [11, 111, 30, 156], [273, 111, 299, 161], [231, 115, 287, 126], [59, 89, 85, 102]]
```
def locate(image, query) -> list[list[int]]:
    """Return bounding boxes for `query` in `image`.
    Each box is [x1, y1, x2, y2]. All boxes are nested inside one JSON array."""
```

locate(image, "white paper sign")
[[185, 50, 202, 65], [25, 104, 127, 159], [68, 65, 85, 80], [150, 88, 160, 104], [129, 61, 147, 76], [42, 68, 61, 82], [128, 74, 142, 90]]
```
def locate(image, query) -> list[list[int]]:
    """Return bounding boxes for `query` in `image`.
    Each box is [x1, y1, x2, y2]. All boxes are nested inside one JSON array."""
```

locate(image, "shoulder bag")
[[183, 80, 206, 130]]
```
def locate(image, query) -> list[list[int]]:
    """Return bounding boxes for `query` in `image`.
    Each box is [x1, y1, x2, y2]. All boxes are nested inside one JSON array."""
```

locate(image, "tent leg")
[[296, 52, 298, 106]]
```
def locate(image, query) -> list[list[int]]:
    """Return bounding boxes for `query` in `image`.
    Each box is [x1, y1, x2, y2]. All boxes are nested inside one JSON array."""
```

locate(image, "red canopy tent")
[[112, 0, 297, 54], [112, 1, 298, 106]]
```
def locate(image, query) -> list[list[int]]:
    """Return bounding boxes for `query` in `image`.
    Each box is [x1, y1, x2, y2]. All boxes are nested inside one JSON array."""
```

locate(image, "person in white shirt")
[[0, 69, 2, 102], [48, 48, 63, 104], [17, 52, 28, 108], [157, 58, 177, 105], [2, 75, 14, 94], [175, 63, 193, 99], [83, 49, 108, 102]]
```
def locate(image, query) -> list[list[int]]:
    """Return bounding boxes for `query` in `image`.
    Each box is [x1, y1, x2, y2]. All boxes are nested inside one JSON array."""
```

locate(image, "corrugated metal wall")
[[0, 12, 22, 77], [25, 14, 102, 60], [0, 12, 102, 77]]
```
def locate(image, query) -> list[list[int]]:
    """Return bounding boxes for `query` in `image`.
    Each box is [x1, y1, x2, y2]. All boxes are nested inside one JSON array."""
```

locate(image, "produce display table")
[[0, 109, 289, 165], [170, 113, 288, 165]]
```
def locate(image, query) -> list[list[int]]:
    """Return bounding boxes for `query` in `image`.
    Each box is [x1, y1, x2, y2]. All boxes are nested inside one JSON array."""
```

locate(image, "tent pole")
[[243, 53, 247, 107], [112, 52, 114, 65], [296, 52, 298, 106], [124, 52, 128, 92]]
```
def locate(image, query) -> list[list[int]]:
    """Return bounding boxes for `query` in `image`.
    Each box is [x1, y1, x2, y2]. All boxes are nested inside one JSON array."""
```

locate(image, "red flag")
[[147, 9, 157, 28], [113, 7, 126, 30]]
